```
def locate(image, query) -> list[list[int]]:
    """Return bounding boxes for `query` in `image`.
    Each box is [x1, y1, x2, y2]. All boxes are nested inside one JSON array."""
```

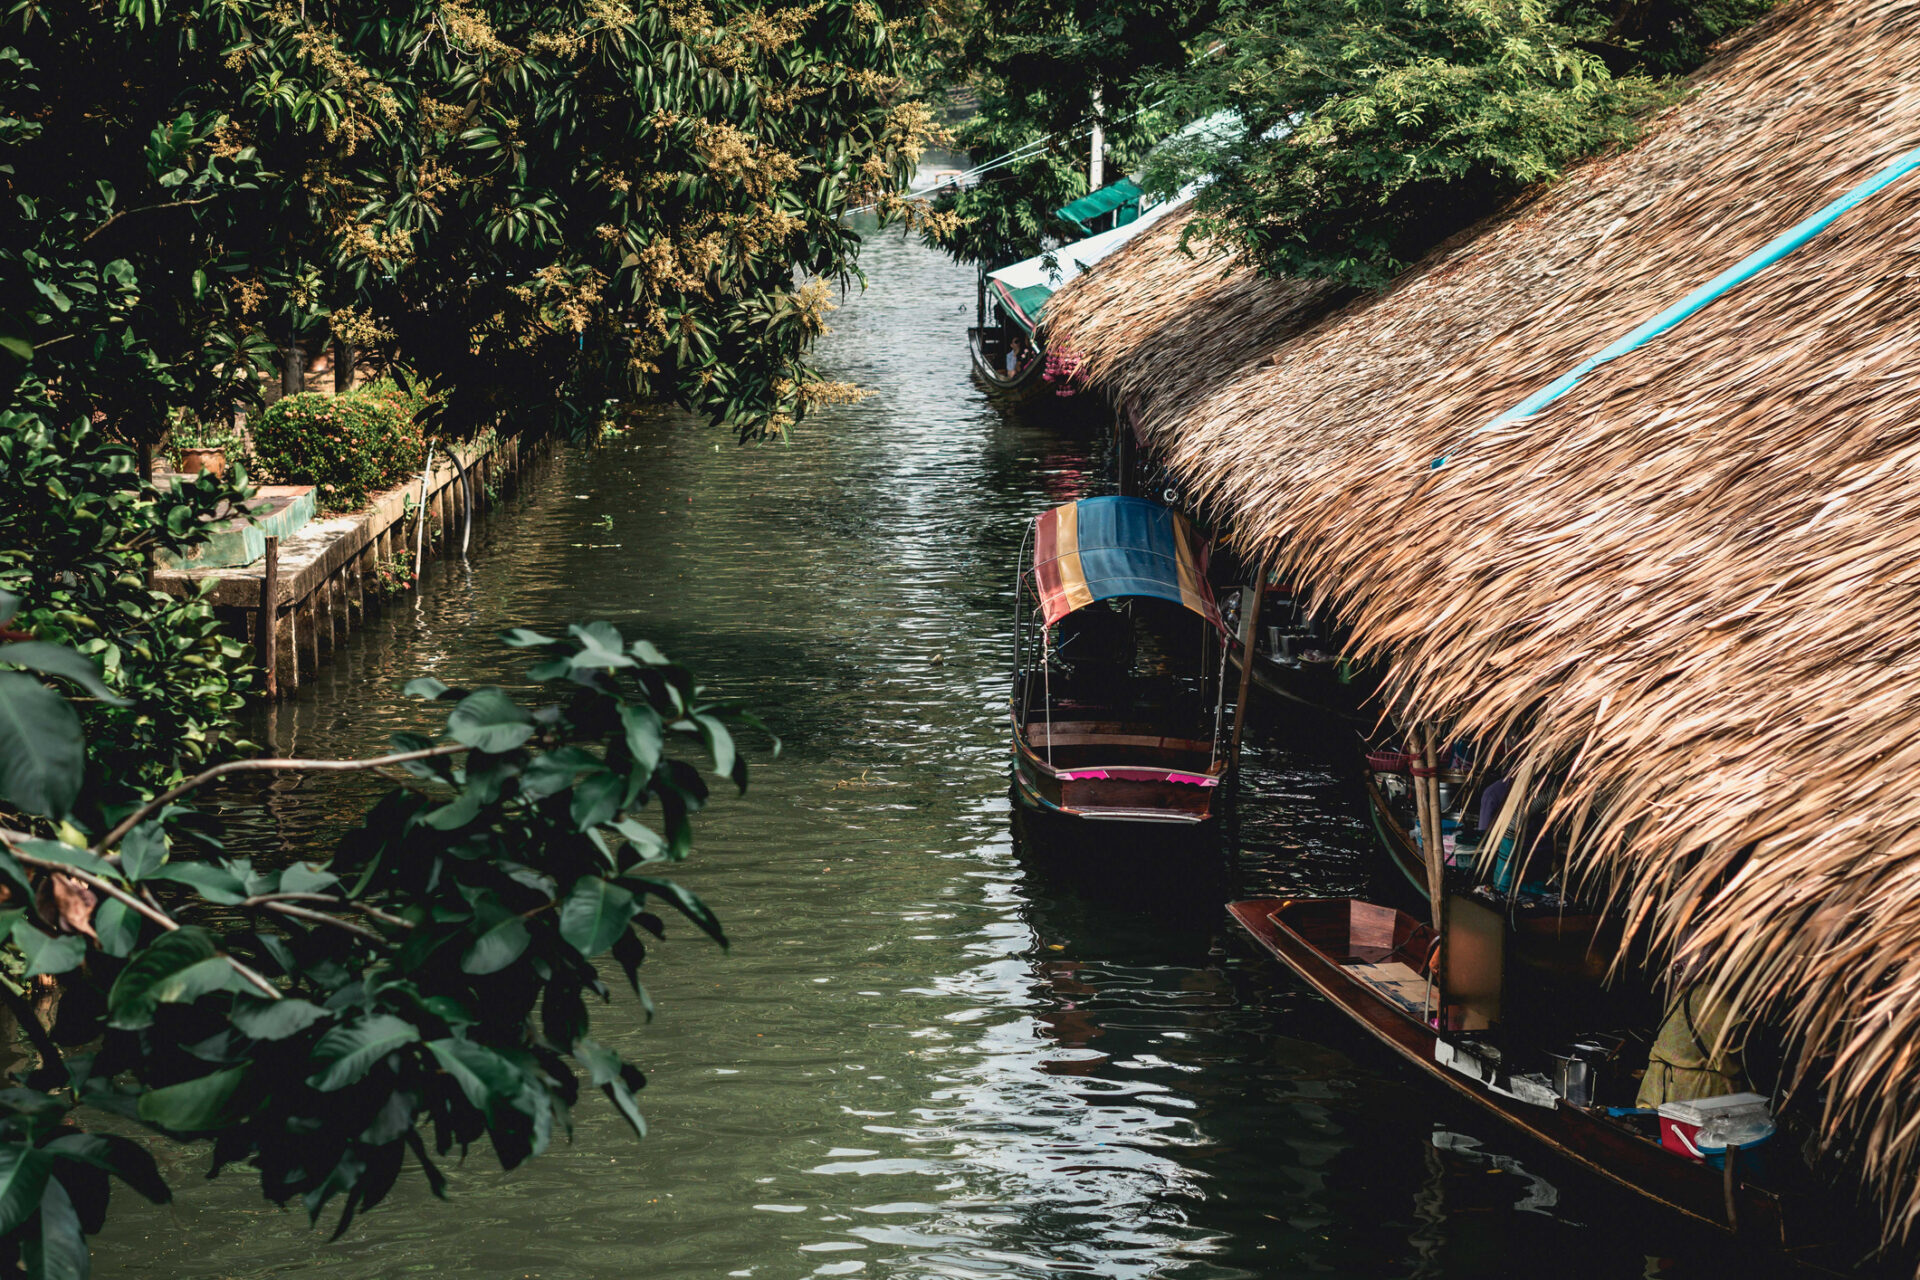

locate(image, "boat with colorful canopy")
[[1011, 496, 1233, 824]]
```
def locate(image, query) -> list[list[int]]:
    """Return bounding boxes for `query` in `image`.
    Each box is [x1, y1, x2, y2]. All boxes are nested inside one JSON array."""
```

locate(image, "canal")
[[96, 204, 1767, 1278]]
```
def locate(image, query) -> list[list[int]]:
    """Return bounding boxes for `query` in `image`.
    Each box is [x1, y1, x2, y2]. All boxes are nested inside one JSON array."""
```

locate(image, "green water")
[[92, 210, 1768, 1279]]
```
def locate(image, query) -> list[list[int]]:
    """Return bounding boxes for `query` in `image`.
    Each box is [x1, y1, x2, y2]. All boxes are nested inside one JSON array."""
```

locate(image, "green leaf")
[[572, 1035, 621, 1086], [0, 673, 84, 818], [306, 1014, 420, 1091], [461, 916, 530, 975], [108, 927, 219, 1029], [148, 861, 248, 904], [0, 642, 128, 705], [43, 1132, 170, 1204], [620, 704, 663, 776], [0, 1144, 51, 1234], [17, 838, 114, 880], [425, 1037, 524, 1114], [137, 1064, 250, 1132], [520, 747, 604, 800], [693, 713, 738, 786], [279, 862, 339, 895], [232, 997, 327, 1041], [23, 1166, 83, 1280], [92, 899, 140, 958], [11, 922, 84, 978], [446, 688, 534, 754], [602, 1075, 647, 1141], [403, 676, 452, 700], [610, 817, 667, 863], [500, 628, 557, 648], [118, 823, 167, 881], [568, 621, 633, 670], [559, 877, 637, 958], [569, 771, 622, 831], [628, 878, 728, 949]]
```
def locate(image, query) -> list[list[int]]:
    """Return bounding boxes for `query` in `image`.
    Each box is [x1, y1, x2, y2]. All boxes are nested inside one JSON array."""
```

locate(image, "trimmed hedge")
[[249, 388, 426, 511]]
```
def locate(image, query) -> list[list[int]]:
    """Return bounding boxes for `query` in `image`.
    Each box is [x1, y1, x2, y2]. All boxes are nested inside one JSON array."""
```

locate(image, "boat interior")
[[1015, 597, 1220, 774]]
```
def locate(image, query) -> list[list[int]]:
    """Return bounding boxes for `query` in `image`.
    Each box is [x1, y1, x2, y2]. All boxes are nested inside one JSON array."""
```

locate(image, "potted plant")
[[168, 408, 241, 480]]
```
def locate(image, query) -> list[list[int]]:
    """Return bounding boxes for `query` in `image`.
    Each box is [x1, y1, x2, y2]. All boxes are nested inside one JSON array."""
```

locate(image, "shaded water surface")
[[96, 209, 1764, 1279]]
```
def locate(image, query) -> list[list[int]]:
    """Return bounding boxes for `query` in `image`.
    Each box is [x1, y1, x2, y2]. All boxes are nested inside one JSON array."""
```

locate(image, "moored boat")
[[1011, 496, 1233, 824], [1227, 898, 1828, 1248]]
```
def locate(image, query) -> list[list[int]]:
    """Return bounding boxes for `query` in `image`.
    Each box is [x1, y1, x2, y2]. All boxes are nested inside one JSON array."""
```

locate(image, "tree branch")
[[3, 835, 282, 1001], [95, 743, 469, 855], [79, 195, 222, 244]]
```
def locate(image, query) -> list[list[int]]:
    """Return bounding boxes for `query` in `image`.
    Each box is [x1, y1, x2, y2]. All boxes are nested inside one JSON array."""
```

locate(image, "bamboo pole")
[[1418, 726, 1446, 931], [1229, 575, 1264, 770]]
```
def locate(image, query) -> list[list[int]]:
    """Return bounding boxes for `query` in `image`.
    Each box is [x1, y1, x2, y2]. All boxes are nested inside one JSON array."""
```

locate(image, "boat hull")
[[1228, 898, 1807, 1247], [968, 326, 1048, 402], [1012, 733, 1219, 825]]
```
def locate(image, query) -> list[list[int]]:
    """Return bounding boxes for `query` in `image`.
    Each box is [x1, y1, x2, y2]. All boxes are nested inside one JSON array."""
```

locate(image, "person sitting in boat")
[[1005, 334, 1030, 376], [1636, 957, 1750, 1108]]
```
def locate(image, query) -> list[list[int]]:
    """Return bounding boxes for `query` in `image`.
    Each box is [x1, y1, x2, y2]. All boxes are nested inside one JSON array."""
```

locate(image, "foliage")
[[167, 409, 241, 455], [928, 0, 1217, 266], [0, 609, 770, 1272], [250, 390, 427, 513], [0, 414, 255, 819], [1143, 0, 1773, 288], [2, 0, 938, 445]]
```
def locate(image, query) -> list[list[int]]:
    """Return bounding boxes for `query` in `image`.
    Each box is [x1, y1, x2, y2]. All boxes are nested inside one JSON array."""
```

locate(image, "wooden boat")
[[1227, 898, 1824, 1248], [1223, 579, 1379, 723], [968, 324, 1048, 400], [1012, 496, 1233, 824]]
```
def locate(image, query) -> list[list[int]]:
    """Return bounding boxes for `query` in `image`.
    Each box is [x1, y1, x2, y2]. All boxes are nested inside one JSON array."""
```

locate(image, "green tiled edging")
[[153, 486, 316, 571]]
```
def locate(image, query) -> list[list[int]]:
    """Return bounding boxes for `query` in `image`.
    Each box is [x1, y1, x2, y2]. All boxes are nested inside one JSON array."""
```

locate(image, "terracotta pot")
[[177, 448, 228, 480]]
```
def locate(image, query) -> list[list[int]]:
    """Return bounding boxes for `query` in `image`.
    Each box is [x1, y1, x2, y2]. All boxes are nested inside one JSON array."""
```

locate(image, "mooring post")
[[1229, 570, 1265, 774], [259, 536, 279, 699]]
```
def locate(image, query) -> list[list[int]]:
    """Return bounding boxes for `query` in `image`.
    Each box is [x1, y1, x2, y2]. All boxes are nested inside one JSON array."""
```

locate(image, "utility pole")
[[1089, 87, 1105, 191]]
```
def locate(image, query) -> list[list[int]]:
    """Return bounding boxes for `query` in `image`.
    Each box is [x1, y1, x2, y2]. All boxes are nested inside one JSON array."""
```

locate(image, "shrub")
[[249, 389, 426, 512]]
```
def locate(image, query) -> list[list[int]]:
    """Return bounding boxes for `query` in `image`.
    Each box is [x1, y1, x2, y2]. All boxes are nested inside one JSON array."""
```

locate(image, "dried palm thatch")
[[1045, 0, 1920, 1240]]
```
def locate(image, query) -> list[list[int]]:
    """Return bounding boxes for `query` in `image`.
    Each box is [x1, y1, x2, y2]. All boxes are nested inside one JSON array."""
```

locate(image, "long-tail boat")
[[1228, 898, 1829, 1249], [1011, 496, 1232, 824]]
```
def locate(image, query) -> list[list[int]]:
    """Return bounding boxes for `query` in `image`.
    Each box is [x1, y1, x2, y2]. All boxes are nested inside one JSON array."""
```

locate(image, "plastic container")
[[1658, 1093, 1773, 1162]]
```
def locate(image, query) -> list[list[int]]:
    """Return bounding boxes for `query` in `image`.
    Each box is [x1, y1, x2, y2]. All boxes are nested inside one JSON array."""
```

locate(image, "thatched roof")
[[1044, 0, 1920, 1237]]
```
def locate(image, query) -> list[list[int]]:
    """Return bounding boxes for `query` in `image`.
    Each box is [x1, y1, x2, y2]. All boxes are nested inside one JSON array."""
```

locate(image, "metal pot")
[[1548, 1049, 1600, 1107]]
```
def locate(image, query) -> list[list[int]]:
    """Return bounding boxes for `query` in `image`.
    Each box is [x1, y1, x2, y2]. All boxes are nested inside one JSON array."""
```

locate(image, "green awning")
[[992, 280, 1054, 333], [1054, 179, 1143, 234]]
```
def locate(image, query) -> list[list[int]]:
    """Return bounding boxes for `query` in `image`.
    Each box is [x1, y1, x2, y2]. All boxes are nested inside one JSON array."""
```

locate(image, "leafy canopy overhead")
[[4, 0, 938, 442], [1143, 0, 1773, 287]]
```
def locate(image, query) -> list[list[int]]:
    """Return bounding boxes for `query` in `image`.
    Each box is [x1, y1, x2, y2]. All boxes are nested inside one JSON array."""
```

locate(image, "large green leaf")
[[446, 688, 534, 754], [306, 1015, 420, 1091], [460, 916, 530, 975], [0, 1144, 52, 1235], [558, 877, 636, 958], [619, 704, 663, 775], [425, 1037, 525, 1114], [0, 673, 84, 818], [147, 861, 248, 904], [116, 823, 168, 881], [0, 641, 128, 705], [626, 877, 728, 949], [108, 928, 220, 1029], [136, 1064, 250, 1132], [11, 922, 84, 979], [232, 997, 327, 1041], [23, 1167, 84, 1280], [44, 1132, 170, 1204]]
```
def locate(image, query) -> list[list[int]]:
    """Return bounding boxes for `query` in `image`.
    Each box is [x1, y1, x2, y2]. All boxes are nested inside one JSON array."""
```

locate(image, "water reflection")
[[91, 172, 1767, 1280]]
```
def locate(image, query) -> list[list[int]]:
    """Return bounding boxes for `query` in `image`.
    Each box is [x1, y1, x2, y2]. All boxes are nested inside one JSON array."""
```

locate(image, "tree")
[[4, 0, 938, 445], [1142, 0, 1772, 288], [927, 0, 1218, 267], [0, 591, 770, 1274]]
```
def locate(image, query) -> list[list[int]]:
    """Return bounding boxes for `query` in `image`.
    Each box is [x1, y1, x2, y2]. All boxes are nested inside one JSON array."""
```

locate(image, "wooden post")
[[300, 594, 320, 674], [277, 595, 300, 693], [1228, 574, 1264, 771], [259, 536, 279, 699], [1418, 727, 1447, 930]]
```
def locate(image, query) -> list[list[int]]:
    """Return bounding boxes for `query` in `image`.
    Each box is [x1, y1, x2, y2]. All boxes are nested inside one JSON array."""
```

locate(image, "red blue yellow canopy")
[[1031, 497, 1221, 631]]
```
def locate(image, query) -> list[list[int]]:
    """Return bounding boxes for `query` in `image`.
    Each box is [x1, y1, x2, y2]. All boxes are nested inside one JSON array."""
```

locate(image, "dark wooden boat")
[[1228, 898, 1823, 1248], [968, 325, 1048, 400], [1012, 497, 1232, 825]]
